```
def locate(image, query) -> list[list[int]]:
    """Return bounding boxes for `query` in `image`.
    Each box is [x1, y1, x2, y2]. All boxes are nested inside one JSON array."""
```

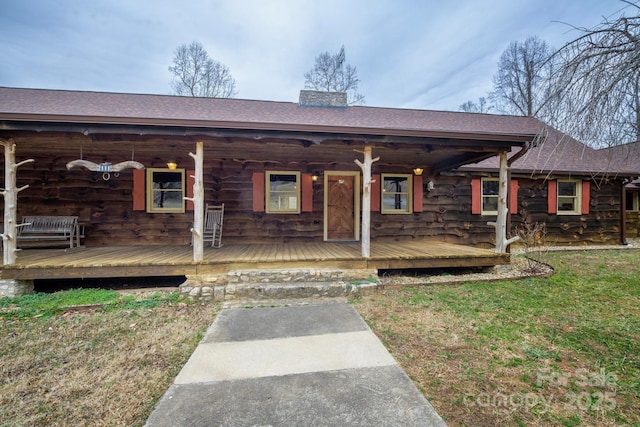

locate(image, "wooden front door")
[[324, 172, 360, 241]]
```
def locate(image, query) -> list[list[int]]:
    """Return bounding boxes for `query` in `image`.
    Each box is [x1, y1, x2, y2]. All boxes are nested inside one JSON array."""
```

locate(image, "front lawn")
[[354, 250, 640, 426], [1, 250, 638, 426], [0, 289, 218, 427]]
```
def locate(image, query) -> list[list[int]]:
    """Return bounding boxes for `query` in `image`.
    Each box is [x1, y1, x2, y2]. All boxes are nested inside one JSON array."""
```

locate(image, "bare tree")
[[169, 41, 237, 98], [490, 36, 557, 119], [459, 97, 493, 113], [304, 45, 365, 105], [551, 2, 640, 148]]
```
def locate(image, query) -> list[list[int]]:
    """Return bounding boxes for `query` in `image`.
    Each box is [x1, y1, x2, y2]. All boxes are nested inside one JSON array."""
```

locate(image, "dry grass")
[[354, 250, 640, 427], [0, 296, 218, 427], [355, 289, 503, 426]]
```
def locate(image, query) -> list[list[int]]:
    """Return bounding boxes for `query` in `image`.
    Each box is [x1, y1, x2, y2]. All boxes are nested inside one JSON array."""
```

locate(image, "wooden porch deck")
[[0, 240, 509, 280]]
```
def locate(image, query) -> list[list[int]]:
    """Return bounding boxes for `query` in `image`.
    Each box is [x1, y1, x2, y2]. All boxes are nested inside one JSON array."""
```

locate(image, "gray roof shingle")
[[0, 87, 543, 140], [462, 126, 639, 176]]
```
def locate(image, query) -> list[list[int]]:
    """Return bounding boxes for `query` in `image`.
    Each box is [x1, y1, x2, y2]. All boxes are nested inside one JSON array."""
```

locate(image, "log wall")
[[373, 175, 624, 247], [1, 133, 438, 246], [0, 132, 624, 247], [511, 178, 622, 245]]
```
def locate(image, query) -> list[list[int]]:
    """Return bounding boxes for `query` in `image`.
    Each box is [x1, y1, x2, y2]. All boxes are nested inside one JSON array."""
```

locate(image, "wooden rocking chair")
[[203, 203, 224, 248]]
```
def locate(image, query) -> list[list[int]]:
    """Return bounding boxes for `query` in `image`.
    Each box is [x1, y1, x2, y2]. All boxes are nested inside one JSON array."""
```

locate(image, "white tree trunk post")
[[186, 141, 204, 262], [493, 151, 520, 253], [354, 146, 380, 258], [1, 139, 34, 265]]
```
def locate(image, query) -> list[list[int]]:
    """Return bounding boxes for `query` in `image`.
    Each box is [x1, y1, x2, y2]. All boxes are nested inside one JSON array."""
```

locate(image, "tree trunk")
[[1, 139, 34, 265], [355, 146, 380, 258], [494, 151, 520, 253], [188, 141, 204, 262]]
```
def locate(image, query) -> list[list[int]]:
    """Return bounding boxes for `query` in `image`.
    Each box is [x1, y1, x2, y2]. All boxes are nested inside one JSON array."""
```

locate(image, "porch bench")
[[17, 216, 80, 248]]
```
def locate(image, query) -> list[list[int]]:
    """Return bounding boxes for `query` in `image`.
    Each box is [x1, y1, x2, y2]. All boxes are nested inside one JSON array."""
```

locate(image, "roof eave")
[[460, 166, 638, 177], [0, 113, 536, 145]]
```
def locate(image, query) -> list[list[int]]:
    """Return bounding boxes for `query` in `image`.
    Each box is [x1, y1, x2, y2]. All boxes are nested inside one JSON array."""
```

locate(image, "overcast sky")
[[0, 0, 632, 111]]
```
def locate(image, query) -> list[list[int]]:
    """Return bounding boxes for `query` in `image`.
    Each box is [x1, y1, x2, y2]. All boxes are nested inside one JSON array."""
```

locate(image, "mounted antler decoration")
[[66, 160, 145, 180]]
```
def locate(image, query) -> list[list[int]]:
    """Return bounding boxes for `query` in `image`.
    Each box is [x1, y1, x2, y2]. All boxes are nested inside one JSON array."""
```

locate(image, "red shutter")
[[509, 179, 519, 213], [582, 180, 590, 214], [133, 169, 145, 211], [186, 170, 195, 211], [371, 174, 381, 212], [252, 172, 265, 212], [471, 178, 481, 214], [548, 180, 557, 214], [413, 175, 423, 213], [301, 173, 313, 212]]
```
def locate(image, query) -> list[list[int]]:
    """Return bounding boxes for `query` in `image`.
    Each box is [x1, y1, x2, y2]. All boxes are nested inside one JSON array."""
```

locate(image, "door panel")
[[325, 173, 358, 240]]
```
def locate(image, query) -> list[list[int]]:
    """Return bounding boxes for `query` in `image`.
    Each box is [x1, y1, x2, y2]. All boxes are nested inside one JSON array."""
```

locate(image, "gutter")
[[507, 141, 531, 167], [507, 125, 547, 166]]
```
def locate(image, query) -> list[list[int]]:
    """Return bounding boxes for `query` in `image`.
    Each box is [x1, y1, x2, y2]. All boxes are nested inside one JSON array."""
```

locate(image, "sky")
[[0, 0, 632, 111]]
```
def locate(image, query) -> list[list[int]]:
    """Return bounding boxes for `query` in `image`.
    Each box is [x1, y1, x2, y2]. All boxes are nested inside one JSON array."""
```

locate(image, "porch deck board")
[[296, 242, 316, 261], [1, 240, 509, 281]]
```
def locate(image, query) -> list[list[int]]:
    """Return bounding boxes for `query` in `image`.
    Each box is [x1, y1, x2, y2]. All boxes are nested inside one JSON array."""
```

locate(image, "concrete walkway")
[[145, 300, 446, 426]]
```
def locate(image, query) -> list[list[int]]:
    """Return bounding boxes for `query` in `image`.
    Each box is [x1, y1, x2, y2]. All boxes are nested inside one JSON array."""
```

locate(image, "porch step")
[[179, 268, 379, 301], [225, 281, 356, 300]]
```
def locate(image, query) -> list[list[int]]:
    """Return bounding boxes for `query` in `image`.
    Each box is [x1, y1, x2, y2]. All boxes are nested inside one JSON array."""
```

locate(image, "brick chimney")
[[299, 90, 348, 108]]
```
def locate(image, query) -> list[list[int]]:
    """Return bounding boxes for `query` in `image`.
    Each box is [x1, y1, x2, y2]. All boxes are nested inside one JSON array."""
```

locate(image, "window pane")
[[270, 174, 297, 191], [482, 180, 499, 195], [383, 176, 408, 193], [152, 171, 182, 186], [483, 196, 498, 212], [625, 192, 636, 211], [558, 182, 576, 196], [383, 193, 407, 210], [558, 196, 576, 211], [269, 194, 298, 211], [153, 190, 182, 209]]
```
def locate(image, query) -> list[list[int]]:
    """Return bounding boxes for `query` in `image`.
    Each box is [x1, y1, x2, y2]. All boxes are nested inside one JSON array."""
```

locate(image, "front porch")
[[0, 240, 508, 281]]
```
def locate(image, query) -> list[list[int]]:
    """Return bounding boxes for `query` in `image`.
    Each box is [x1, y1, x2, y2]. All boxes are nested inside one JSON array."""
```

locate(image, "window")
[[557, 180, 581, 214], [381, 174, 412, 214], [626, 191, 639, 211], [146, 168, 185, 213], [471, 177, 518, 215], [266, 171, 300, 213], [481, 178, 499, 215]]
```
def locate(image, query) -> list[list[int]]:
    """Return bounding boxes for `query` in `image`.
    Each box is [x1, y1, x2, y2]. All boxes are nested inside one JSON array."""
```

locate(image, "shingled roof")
[[0, 87, 543, 142], [599, 141, 640, 171], [461, 126, 639, 177]]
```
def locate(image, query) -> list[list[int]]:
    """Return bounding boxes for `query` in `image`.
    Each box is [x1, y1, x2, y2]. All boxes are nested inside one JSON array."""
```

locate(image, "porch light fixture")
[[166, 160, 178, 170], [312, 174, 319, 182], [413, 168, 424, 176]]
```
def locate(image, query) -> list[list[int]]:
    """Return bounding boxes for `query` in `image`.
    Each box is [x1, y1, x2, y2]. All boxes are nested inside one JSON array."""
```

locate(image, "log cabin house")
[[0, 87, 634, 296], [460, 128, 639, 245]]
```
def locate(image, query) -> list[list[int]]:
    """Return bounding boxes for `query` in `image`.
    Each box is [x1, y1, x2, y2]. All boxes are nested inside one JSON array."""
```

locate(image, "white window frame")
[[557, 179, 582, 215], [481, 177, 499, 216], [381, 173, 413, 214], [266, 171, 301, 214], [146, 168, 186, 213]]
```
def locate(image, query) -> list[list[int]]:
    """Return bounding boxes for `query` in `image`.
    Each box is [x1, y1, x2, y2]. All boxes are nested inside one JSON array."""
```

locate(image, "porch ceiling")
[[1, 122, 525, 173]]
